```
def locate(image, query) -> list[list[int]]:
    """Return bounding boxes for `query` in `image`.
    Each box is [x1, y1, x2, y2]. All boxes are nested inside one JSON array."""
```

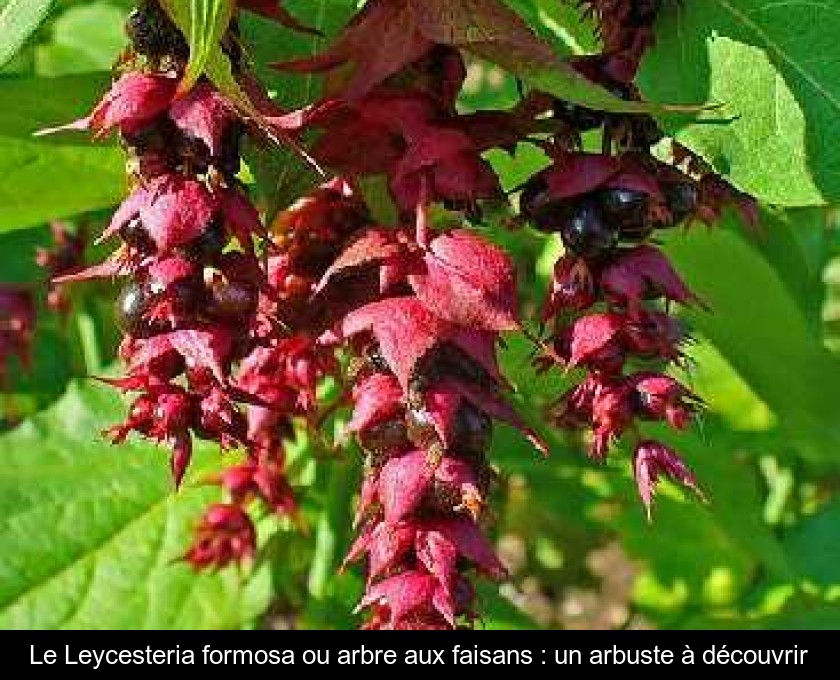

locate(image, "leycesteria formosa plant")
[[42, 0, 756, 629]]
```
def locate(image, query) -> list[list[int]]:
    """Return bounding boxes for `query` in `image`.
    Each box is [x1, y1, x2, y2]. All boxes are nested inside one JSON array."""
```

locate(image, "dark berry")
[[115, 282, 154, 334], [119, 217, 156, 254], [664, 180, 699, 225], [181, 219, 228, 262], [451, 403, 492, 460], [406, 407, 441, 456], [629, 115, 664, 148], [205, 278, 257, 321], [599, 187, 652, 241], [519, 175, 553, 227], [630, 0, 662, 24], [125, 1, 188, 60], [363, 343, 390, 374], [560, 201, 619, 259]]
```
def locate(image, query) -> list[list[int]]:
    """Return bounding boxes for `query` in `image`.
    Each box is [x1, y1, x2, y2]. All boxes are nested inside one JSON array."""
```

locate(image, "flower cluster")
[[519, 1, 752, 517], [0, 285, 34, 386], [36, 222, 86, 317], [292, 27, 549, 626], [46, 0, 343, 569]]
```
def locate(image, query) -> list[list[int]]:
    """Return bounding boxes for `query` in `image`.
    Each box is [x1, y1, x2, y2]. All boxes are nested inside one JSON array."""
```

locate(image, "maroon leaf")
[[366, 521, 417, 580], [38, 72, 177, 138], [276, 0, 433, 99], [342, 297, 450, 389], [378, 450, 435, 522], [601, 245, 701, 311], [567, 313, 625, 368], [633, 440, 704, 521], [169, 82, 232, 156], [317, 229, 408, 294], [129, 328, 233, 384], [346, 372, 405, 434], [543, 154, 622, 200], [410, 229, 519, 331], [357, 570, 439, 626]]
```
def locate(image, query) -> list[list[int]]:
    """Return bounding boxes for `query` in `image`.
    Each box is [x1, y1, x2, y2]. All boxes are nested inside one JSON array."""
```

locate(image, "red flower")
[[39, 72, 177, 138], [184, 504, 257, 569], [633, 440, 704, 520]]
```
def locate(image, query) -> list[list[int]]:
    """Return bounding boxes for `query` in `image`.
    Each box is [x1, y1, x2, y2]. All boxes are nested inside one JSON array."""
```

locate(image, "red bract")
[[56, 0, 751, 630], [168, 82, 232, 156], [0, 286, 34, 384], [184, 503, 257, 569], [39, 72, 177, 138], [633, 440, 704, 520], [103, 175, 218, 252], [37, 222, 86, 316]]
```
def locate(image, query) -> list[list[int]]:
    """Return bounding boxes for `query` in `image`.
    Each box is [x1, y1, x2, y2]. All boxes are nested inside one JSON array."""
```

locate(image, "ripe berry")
[[119, 217, 156, 254], [552, 99, 604, 132], [359, 418, 411, 465], [115, 282, 154, 334], [125, 1, 188, 60], [519, 175, 555, 232], [630, 0, 662, 24], [664, 180, 698, 225], [560, 201, 619, 259], [451, 403, 492, 460], [205, 278, 257, 321], [599, 188, 649, 229]]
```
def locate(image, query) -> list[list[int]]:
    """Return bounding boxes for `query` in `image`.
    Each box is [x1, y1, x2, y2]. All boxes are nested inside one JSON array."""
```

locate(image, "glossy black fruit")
[[451, 403, 493, 460], [664, 180, 699, 225], [600, 187, 648, 225], [560, 201, 619, 259], [125, 1, 188, 60], [115, 282, 154, 334], [119, 217, 156, 254], [206, 278, 257, 321], [553, 99, 604, 132]]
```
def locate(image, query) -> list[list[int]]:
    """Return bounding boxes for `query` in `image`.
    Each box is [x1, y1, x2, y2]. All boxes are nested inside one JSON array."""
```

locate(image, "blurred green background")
[[0, 0, 839, 629]]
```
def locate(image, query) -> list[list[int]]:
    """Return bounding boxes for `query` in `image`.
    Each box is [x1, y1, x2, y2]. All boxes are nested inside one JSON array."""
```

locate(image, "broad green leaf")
[[0, 137, 124, 232], [35, 2, 128, 76], [0, 0, 55, 68], [640, 0, 840, 206], [0, 74, 124, 231], [160, 0, 234, 92], [0, 381, 272, 629], [663, 215, 840, 462], [782, 498, 840, 588]]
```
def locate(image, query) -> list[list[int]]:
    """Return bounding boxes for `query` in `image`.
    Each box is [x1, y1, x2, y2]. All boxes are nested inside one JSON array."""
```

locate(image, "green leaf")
[[35, 2, 128, 76], [0, 73, 124, 231], [782, 498, 840, 588], [0, 0, 55, 68], [0, 381, 272, 629], [160, 0, 234, 91], [663, 215, 840, 462], [430, 0, 702, 116], [615, 424, 790, 616], [640, 0, 840, 206]]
